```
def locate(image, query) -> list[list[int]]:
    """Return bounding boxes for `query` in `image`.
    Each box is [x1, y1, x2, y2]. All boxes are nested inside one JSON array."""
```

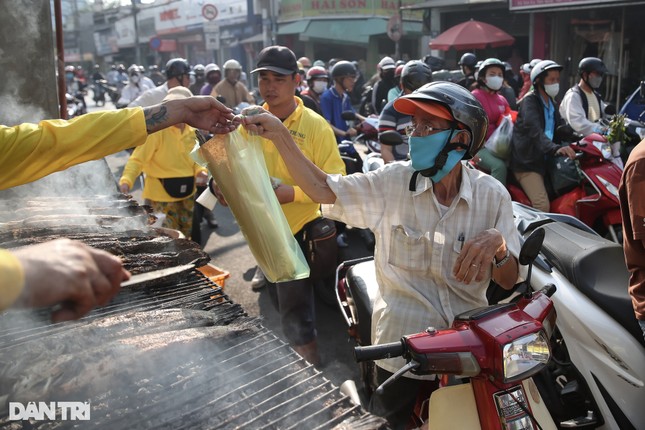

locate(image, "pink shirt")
[[472, 88, 510, 140]]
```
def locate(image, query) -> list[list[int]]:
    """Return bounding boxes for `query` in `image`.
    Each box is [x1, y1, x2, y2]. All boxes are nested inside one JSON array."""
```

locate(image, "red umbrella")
[[429, 19, 515, 51]]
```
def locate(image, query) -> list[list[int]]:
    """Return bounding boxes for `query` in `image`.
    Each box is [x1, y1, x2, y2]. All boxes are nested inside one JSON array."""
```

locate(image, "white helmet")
[[223, 59, 242, 70], [204, 63, 220, 75]]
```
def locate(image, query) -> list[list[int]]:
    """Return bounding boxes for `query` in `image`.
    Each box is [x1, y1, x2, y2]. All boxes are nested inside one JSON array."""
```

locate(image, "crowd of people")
[[2, 45, 643, 430]]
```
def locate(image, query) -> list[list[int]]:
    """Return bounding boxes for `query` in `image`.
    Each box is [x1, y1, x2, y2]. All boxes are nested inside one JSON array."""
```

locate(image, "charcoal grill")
[[0, 163, 388, 429]]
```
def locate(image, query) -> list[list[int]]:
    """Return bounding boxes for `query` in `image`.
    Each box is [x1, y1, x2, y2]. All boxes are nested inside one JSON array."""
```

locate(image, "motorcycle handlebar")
[[354, 341, 404, 362]]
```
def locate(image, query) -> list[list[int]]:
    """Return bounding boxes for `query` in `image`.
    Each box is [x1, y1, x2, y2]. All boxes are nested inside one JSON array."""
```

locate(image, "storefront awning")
[[277, 20, 311, 35], [278, 18, 422, 44]]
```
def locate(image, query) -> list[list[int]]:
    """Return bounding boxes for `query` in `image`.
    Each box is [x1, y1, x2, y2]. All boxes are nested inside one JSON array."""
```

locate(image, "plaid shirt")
[[324, 162, 521, 376]]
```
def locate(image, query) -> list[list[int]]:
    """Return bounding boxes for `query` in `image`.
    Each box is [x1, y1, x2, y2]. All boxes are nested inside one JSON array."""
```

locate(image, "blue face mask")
[[409, 129, 467, 183]]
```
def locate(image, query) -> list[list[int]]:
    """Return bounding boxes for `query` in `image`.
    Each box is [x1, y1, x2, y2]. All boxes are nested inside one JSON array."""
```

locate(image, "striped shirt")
[[324, 162, 521, 376]]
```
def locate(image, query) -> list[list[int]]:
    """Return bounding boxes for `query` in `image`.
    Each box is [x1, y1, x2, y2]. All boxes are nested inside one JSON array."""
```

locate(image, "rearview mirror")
[[604, 104, 616, 116], [519, 228, 545, 266], [379, 130, 404, 146]]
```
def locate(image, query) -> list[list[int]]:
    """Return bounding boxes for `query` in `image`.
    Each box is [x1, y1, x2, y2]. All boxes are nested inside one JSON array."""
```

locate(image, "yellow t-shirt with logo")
[[242, 97, 345, 235]]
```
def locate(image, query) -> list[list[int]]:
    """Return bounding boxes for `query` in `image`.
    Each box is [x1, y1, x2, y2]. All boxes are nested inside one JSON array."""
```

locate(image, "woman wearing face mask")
[[559, 57, 610, 137], [471, 58, 512, 186], [509, 60, 576, 212], [300, 66, 328, 115]]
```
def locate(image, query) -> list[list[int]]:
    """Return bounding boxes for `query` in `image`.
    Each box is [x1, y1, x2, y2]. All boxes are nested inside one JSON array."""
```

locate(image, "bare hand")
[[119, 183, 130, 194], [274, 184, 295, 204], [195, 171, 208, 187], [453, 229, 504, 284], [145, 96, 236, 135], [238, 106, 291, 142], [556, 146, 576, 160], [346, 127, 357, 138], [12, 239, 130, 322], [211, 181, 228, 207]]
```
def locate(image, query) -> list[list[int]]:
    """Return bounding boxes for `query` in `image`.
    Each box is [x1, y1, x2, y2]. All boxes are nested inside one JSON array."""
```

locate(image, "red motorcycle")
[[338, 229, 560, 429], [479, 128, 623, 242]]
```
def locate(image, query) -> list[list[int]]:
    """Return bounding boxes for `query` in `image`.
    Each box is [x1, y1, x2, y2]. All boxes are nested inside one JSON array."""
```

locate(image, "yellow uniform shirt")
[[0, 107, 148, 310], [0, 108, 147, 190], [243, 97, 345, 235], [119, 125, 206, 202]]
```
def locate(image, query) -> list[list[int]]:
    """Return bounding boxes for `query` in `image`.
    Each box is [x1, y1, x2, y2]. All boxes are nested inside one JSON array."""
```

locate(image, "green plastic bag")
[[198, 130, 309, 283]]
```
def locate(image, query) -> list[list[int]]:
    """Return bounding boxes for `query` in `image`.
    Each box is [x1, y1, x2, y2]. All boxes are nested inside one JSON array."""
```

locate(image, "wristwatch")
[[494, 249, 511, 268]]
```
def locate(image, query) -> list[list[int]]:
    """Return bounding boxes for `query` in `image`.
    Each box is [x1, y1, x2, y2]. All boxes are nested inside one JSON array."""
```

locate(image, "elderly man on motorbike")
[[238, 81, 521, 429]]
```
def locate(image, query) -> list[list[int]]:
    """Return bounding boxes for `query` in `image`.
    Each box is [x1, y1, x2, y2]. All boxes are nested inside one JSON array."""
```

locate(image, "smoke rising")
[[0, 0, 57, 125]]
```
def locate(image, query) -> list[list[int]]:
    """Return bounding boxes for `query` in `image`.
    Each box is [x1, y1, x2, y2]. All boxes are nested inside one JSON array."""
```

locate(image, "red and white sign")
[[202, 4, 218, 21]]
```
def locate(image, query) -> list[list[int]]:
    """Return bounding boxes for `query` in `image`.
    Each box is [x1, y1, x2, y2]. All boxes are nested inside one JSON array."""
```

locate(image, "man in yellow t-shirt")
[[241, 46, 344, 365], [0, 96, 235, 322]]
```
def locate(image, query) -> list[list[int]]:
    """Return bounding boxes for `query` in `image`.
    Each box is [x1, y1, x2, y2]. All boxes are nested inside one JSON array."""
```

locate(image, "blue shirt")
[[320, 87, 354, 143], [540, 96, 555, 141]]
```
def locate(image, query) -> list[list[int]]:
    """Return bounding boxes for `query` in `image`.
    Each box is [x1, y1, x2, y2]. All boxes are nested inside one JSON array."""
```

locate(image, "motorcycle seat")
[[539, 222, 645, 347], [345, 260, 380, 346]]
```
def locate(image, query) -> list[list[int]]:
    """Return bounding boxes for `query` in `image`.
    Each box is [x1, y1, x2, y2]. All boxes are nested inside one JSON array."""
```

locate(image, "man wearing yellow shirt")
[[119, 87, 209, 238], [244, 46, 345, 365], [0, 96, 235, 322]]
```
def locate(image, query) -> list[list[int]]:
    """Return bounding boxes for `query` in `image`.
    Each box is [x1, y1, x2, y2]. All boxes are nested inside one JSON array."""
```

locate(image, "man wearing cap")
[[238, 81, 520, 428], [235, 45, 345, 366]]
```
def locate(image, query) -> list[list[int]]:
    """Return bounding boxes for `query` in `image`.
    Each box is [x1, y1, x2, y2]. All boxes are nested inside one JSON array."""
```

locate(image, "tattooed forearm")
[[144, 105, 169, 133]]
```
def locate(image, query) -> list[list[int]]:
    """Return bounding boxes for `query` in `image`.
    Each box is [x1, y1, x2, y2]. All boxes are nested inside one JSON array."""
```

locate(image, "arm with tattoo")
[[143, 96, 236, 135]]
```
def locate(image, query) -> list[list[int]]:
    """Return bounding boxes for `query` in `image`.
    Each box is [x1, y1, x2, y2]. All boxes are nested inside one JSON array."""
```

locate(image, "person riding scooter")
[[510, 60, 576, 212], [377, 60, 432, 163], [559, 57, 611, 137], [237, 81, 521, 429]]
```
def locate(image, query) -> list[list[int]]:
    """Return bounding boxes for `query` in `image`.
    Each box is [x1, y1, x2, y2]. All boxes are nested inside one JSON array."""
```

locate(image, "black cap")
[[251, 46, 298, 75]]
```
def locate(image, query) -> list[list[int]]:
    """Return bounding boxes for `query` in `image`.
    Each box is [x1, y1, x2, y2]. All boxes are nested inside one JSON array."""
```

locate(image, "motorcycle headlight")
[[502, 331, 550, 383], [596, 175, 620, 200], [592, 140, 612, 160]]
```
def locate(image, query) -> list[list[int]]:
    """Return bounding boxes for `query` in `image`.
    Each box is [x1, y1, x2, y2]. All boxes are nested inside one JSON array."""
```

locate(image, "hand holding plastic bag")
[[197, 130, 309, 283], [484, 114, 514, 160]]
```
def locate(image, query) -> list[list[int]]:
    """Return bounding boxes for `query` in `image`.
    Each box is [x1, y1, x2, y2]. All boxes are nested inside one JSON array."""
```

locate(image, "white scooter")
[[508, 202, 645, 429]]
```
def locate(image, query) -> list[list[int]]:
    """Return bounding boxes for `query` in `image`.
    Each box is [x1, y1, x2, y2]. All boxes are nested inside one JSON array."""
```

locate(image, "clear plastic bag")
[[197, 130, 309, 283], [484, 114, 513, 160]]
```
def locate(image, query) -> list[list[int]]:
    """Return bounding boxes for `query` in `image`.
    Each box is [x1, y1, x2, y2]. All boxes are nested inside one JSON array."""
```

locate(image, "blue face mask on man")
[[409, 129, 467, 183]]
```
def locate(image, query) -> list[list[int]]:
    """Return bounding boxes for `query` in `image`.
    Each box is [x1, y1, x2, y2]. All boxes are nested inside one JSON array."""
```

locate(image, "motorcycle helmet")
[[298, 56, 312, 69], [193, 64, 205, 75], [223, 59, 242, 71], [578, 57, 608, 77], [529, 58, 543, 69], [393, 81, 488, 159], [306, 66, 328, 82], [313, 60, 326, 68], [204, 63, 220, 76], [127, 64, 140, 75], [400, 60, 433, 92], [477, 58, 505, 79], [331, 61, 357, 80], [458, 52, 477, 68], [165, 58, 190, 79], [530, 60, 563, 85], [377, 56, 396, 71]]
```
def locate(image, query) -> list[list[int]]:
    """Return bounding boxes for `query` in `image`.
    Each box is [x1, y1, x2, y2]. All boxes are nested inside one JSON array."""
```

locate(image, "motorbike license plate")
[[493, 386, 536, 430]]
